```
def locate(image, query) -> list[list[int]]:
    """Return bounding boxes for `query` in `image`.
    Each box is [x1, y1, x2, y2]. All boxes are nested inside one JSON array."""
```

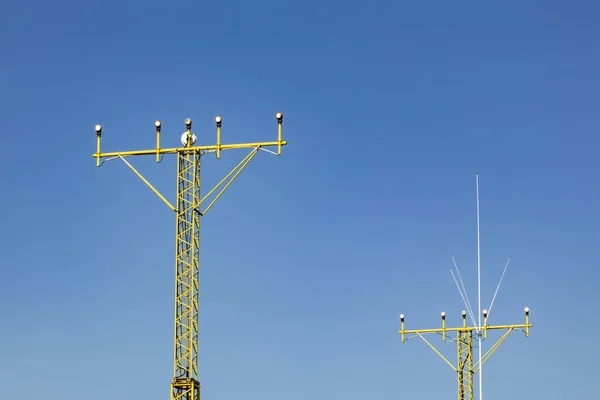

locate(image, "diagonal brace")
[[417, 333, 457, 372], [473, 328, 513, 373], [118, 155, 177, 211], [199, 147, 260, 216]]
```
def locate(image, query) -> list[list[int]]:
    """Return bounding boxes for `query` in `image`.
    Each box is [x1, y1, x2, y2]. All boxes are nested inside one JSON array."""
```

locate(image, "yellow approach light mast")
[[399, 308, 530, 400], [398, 174, 532, 400], [92, 112, 287, 400]]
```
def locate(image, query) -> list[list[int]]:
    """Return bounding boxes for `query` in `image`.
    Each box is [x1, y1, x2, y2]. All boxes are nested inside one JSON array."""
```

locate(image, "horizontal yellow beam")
[[92, 140, 287, 159], [399, 323, 531, 335]]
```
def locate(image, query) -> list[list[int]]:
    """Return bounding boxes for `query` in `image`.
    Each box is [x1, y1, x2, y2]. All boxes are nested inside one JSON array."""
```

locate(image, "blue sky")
[[1, 0, 599, 399]]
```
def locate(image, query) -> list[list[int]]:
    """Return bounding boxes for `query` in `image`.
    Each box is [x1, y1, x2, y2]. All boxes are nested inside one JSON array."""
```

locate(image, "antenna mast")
[[476, 173, 483, 400], [398, 174, 531, 400]]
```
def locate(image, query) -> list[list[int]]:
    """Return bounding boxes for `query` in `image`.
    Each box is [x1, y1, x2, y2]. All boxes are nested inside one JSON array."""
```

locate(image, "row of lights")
[[94, 112, 284, 136], [399, 307, 530, 322]]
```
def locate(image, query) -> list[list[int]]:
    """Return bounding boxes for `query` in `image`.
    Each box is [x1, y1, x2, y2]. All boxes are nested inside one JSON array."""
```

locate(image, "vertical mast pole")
[[476, 173, 483, 400]]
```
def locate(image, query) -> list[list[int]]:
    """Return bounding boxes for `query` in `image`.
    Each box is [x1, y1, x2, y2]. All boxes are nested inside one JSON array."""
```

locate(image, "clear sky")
[[1, 1, 598, 399]]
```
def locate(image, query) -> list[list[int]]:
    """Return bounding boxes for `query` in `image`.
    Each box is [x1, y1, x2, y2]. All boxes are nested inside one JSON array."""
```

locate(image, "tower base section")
[[171, 377, 200, 400]]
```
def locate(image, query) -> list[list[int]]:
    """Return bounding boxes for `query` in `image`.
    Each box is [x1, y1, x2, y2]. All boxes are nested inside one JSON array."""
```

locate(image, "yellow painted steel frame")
[[93, 116, 287, 400], [399, 310, 531, 400], [457, 330, 473, 400], [171, 148, 202, 400]]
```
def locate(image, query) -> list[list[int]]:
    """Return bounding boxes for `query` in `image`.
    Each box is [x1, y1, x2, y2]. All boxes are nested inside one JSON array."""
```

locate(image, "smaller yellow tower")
[[398, 174, 531, 400], [399, 308, 531, 400]]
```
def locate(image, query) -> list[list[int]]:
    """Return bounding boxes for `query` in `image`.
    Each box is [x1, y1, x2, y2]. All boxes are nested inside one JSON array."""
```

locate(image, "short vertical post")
[[483, 309, 488, 339], [400, 314, 405, 343], [276, 112, 283, 155], [155, 120, 162, 163], [441, 312, 446, 341], [95, 124, 102, 167], [215, 116, 222, 159]]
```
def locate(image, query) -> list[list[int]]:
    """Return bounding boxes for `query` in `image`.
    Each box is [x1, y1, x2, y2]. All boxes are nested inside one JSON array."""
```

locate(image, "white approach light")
[[524, 307, 530, 313], [441, 312, 446, 318], [154, 120, 162, 129], [181, 132, 197, 146], [95, 124, 102, 134], [215, 116, 222, 124]]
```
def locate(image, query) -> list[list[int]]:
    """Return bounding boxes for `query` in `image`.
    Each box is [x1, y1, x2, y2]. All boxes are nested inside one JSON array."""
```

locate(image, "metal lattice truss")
[[399, 311, 530, 400], [93, 114, 286, 400]]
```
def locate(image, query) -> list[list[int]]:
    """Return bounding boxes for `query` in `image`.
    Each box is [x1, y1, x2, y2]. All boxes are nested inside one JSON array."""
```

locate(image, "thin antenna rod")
[[476, 173, 483, 400], [451, 256, 476, 326], [487, 257, 511, 319], [450, 269, 475, 325]]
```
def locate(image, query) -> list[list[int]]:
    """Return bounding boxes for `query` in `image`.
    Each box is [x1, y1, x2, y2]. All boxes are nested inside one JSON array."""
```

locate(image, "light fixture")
[[184, 118, 192, 130], [215, 116, 222, 126], [95, 124, 102, 135], [154, 120, 162, 130], [181, 132, 197, 146]]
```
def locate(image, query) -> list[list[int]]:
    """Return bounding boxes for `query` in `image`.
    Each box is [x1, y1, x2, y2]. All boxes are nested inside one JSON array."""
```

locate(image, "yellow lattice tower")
[[399, 174, 532, 400], [399, 308, 531, 400], [92, 113, 287, 400]]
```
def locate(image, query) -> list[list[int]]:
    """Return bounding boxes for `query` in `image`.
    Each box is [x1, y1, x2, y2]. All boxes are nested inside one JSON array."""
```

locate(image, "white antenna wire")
[[487, 257, 511, 318], [452, 256, 477, 327], [476, 173, 483, 400], [450, 269, 475, 325]]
